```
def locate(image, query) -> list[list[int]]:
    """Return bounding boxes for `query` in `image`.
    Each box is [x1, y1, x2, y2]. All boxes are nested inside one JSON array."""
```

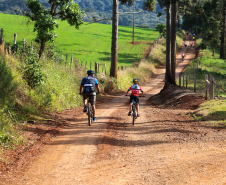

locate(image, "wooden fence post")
[[98, 63, 100, 73], [85, 61, 87, 70], [65, 53, 68, 67], [179, 73, 181, 87], [81, 61, 83, 68], [182, 73, 184, 87], [121, 66, 124, 70], [205, 74, 208, 100], [105, 63, 106, 74], [77, 59, 80, 68], [5, 46, 8, 55], [8, 46, 12, 55], [0, 28, 3, 45], [14, 33, 17, 45], [70, 55, 73, 69], [186, 73, 188, 89], [95, 62, 97, 75], [209, 75, 214, 99], [194, 72, 196, 92], [23, 38, 26, 49]]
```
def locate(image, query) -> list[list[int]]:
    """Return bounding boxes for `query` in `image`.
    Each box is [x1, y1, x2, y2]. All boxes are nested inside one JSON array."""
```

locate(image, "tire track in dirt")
[[4, 36, 226, 185]]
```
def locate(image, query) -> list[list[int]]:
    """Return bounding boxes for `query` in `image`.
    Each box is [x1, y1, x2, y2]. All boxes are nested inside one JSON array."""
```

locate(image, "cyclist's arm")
[[95, 79, 100, 94], [140, 87, 144, 96], [95, 84, 100, 94], [126, 87, 131, 95], [126, 89, 130, 96], [80, 85, 84, 94]]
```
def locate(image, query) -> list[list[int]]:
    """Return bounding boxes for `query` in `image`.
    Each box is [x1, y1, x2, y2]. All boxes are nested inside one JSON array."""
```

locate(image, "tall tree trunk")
[[170, 1, 177, 85], [220, 8, 225, 59], [39, 38, 46, 60], [164, 2, 171, 88], [110, 0, 118, 78]]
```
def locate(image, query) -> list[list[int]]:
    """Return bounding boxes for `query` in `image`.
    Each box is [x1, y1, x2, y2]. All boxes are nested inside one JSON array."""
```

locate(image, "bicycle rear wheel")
[[132, 104, 136, 125], [88, 102, 93, 126]]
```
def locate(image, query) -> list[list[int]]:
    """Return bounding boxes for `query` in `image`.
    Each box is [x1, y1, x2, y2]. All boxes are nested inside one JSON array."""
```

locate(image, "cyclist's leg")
[[129, 103, 133, 112], [129, 96, 134, 113], [136, 104, 139, 115], [83, 94, 88, 112], [89, 95, 96, 118], [135, 96, 140, 116]]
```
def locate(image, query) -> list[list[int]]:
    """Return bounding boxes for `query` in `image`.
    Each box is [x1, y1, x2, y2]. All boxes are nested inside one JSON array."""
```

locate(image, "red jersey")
[[128, 84, 143, 96]]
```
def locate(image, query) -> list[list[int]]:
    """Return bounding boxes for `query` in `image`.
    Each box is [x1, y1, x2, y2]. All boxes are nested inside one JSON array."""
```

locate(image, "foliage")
[[181, 0, 225, 58], [1, 14, 161, 71], [22, 53, 45, 89], [155, 23, 166, 35], [177, 42, 226, 98], [70, 0, 166, 28], [25, 0, 84, 58], [0, 57, 18, 106]]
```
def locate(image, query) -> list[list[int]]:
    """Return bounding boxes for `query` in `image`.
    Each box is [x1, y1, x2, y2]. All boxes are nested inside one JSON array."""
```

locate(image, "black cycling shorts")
[[83, 94, 96, 105], [130, 95, 139, 104]]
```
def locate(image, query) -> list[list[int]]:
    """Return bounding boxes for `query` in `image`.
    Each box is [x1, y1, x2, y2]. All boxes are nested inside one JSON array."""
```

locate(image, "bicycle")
[[87, 98, 93, 126], [126, 95, 145, 125], [79, 92, 100, 126], [182, 55, 185, 61]]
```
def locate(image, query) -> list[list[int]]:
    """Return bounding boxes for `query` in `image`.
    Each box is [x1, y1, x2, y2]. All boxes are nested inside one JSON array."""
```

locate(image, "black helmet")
[[133, 78, 139, 84], [87, 70, 94, 75]]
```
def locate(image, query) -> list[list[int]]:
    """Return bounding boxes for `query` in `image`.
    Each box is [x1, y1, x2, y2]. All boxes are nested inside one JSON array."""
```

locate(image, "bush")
[[0, 56, 18, 106], [22, 52, 45, 89]]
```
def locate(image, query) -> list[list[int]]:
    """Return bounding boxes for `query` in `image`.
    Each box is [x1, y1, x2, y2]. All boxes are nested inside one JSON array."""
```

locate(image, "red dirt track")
[[1, 35, 226, 185]]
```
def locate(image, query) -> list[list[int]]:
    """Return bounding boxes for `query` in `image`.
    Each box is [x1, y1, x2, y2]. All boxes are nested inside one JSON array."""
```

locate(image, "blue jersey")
[[81, 76, 98, 95]]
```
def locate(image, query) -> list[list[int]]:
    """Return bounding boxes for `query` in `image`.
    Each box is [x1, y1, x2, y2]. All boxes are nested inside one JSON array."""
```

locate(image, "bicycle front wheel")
[[88, 102, 93, 126], [132, 105, 136, 125]]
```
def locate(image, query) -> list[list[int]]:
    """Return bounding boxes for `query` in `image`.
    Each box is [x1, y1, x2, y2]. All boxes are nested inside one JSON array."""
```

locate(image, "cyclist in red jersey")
[[125, 78, 144, 117]]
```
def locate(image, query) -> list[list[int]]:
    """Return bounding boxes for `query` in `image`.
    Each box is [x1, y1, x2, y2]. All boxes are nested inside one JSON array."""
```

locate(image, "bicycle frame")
[[87, 100, 93, 126], [125, 94, 145, 125], [132, 102, 138, 125]]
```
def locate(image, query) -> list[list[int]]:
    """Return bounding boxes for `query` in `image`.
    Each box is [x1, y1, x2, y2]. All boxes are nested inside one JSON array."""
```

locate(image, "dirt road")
[[2, 36, 226, 185]]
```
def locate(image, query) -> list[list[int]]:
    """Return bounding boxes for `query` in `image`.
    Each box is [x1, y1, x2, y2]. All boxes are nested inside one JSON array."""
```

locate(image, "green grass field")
[[0, 13, 160, 70]]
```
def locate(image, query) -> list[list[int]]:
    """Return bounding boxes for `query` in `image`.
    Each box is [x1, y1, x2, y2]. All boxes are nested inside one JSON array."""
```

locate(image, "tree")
[[165, 1, 172, 86], [110, 0, 119, 78], [26, 0, 84, 59], [220, 0, 226, 59], [155, 23, 166, 36], [171, 1, 177, 85], [110, 0, 157, 79]]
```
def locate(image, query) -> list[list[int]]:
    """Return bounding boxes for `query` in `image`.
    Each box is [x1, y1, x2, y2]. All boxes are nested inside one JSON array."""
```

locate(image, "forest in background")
[[0, 0, 166, 28]]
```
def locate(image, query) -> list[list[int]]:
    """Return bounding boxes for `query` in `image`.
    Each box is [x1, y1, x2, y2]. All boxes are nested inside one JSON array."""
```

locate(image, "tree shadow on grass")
[[197, 111, 226, 123], [98, 51, 144, 64]]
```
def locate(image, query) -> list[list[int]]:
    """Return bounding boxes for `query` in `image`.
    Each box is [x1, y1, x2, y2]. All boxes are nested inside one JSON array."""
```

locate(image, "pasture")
[[0, 13, 159, 68]]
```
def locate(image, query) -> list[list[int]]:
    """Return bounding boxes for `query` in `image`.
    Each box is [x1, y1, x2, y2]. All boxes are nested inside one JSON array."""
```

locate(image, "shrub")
[[22, 52, 45, 89], [0, 56, 18, 106]]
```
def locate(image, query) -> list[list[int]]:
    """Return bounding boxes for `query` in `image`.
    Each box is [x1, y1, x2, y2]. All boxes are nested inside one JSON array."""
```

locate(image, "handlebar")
[[125, 95, 145, 97], [79, 92, 101, 95]]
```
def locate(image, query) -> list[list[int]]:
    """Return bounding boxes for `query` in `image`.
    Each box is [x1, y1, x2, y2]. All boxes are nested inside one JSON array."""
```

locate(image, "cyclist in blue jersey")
[[80, 70, 100, 121]]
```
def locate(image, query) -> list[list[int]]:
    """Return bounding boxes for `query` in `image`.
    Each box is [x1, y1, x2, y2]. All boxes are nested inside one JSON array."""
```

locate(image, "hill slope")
[[0, 13, 160, 69], [0, 0, 166, 28]]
